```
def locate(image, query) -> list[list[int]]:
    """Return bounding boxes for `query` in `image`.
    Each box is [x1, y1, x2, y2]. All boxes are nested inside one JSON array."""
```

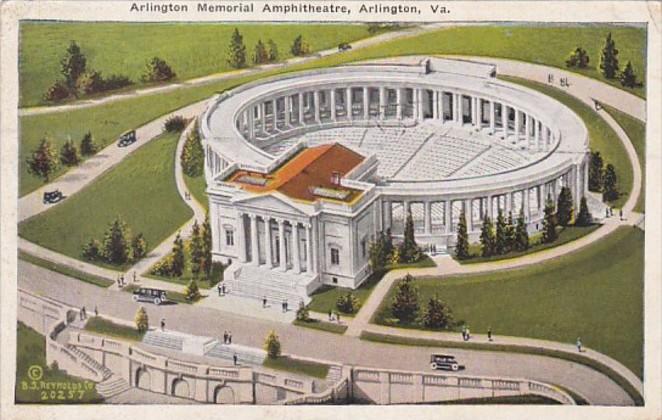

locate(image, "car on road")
[[430, 354, 461, 371], [118, 130, 137, 147], [338, 42, 352, 51], [42, 190, 64, 204], [132, 287, 168, 305]]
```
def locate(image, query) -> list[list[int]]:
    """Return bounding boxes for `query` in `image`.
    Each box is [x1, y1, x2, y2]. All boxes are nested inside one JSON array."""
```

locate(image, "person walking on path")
[[160, 318, 165, 331], [461, 325, 467, 341], [94, 305, 98, 317], [228, 332, 232, 344], [576, 337, 583, 353], [466, 327, 471, 341], [233, 354, 238, 366], [133, 271, 137, 283], [263, 296, 267, 308], [487, 327, 493, 342], [328, 310, 333, 321], [217, 283, 222, 297], [223, 331, 228, 344], [117, 275, 121, 288], [619, 209, 624, 220]]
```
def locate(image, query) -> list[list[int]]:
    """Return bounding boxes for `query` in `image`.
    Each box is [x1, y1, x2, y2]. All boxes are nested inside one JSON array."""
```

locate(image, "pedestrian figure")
[[466, 327, 471, 341], [282, 300, 286, 313], [223, 331, 228, 344], [228, 332, 232, 344], [133, 271, 137, 283], [461, 325, 467, 341], [263, 296, 267, 308], [487, 327, 493, 342], [328, 310, 332, 321], [217, 282, 222, 297], [79, 307, 84, 320], [94, 305, 98, 317], [120, 274, 125, 287], [222, 284, 226, 295], [160, 318, 165, 331], [233, 354, 238, 366], [117, 275, 121, 287], [576, 337, 583, 353], [605, 208, 609, 218], [619, 209, 623, 220]]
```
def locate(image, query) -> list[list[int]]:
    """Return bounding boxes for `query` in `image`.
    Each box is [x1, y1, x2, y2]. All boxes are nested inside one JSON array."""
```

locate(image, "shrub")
[[26, 138, 59, 182], [291, 35, 311, 57], [565, 47, 590, 68], [134, 307, 149, 332], [82, 238, 102, 261], [576, 196, 593, 226], [264, 330, 281, 359], [102, 217, 132, 265], [164, 115, 187, 133], [181, 125, 205, 177], [336, 292, 360, 314], [131, 233, 147, 261], [59, 140, 80, 166], [422, 295, 454, 329], [391, 274, 419, 323], [141, 57, 176, 83], [43, 80, 71, 102], [296, 301, 310, 321], [151, 254, 175, 277], [184, 280, 201, 302], [102, 74, 133, 91], [76, 70, 105, 95]]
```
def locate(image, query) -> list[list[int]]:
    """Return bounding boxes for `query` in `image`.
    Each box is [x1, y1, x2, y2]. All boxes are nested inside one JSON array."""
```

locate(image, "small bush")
[[296, 301, 310, 321], [59, 140, 80, 166], [336, 292, 360, 314], [80, 131, 98, 156], [76, 70, 105, 95], [264, 330, 281, 359], [103, 74, 133, 91], [43, 80, 71, 102], [81, 238, 102, 261], [141, 57, 176, 83], [164, 115, 187, 133], [184, 279, 201, 302]]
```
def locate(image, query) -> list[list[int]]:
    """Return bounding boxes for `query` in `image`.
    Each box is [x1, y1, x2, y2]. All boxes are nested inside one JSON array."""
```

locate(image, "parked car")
[[338, 42, 352, 52], [42, 190, 64, 204], [132, 287, 168, 305], [118, 130, 137, 147], [430, 354, 460, 371]]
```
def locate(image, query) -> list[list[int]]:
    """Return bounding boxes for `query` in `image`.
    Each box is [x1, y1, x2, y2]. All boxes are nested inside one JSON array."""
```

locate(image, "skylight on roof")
[[237, 175, 268, 186], [311, 186, 351, 200]]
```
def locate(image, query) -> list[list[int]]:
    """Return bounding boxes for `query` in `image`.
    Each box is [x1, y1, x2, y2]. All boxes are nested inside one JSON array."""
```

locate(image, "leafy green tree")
[[181, 124, 205, 177], [253, 39, 269, 65], [454, 209, 470, 260], [369, 231, 388, 271], [599, 32, 619, 79], [60, 41, 87, 95], [264, 330, 281, 358], [384, 228, 394, 261], [227, 28, 247, 69], [76, 70, 105, 95], [479, 214, 496, 257], [398, 210, 421, 263], [296, 301, 310, 321], [190, 220, 204, 277], [505, 211, 516, 252], [44, 80, 71, 102], [170, 232, 185, 277], [81, 238, 102, 261], [603, 164, 619, 202], [336, 292, 360, 314], [575, 196, 593, 226], [164, 115, 187, 132], [102, 217, 132, 264], [80, 131, 98, 156], [184, 279, 201, 302], [619, 61, 639, 88], [201, 214, 213, 277], [134, 306, 149, 332], [556, 186, 574, 227], [59, 139, 80, 166], [131, 233, 147, 261], [589, 150, 604, 192], [290, 35, 311, 57], [391, 274, 419, 323], [495, 209, 508, 255], [141, 57, 176, 82], [514, 208, 529, 252], [541, 195, 558, 244], [26, 138, 59, 182], [267, 39, 279, 62], [422, 295, 454, 329], [565, 47, 590, 68]]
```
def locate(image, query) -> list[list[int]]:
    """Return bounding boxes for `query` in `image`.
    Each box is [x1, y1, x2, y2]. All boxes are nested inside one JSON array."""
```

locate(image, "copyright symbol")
[[28, 365, 43, 381]]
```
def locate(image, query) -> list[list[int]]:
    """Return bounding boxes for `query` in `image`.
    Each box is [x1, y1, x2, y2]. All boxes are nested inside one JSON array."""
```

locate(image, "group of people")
[[78, 305, 98, 321], [217, 283, 227, 296], [461, 325, 472, 341], [327, 310, 342, 323], [605, 207, 624, 220], [223, 330, 233, 344], [116, 272, 137, 288]]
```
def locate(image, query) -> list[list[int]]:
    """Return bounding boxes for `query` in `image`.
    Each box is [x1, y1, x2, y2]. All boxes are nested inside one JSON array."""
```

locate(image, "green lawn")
[[16, 322, 103, 403], [373, 227, 644, 378], [19, 22, 375, 107], [183, 173, 208, 212], [601, 104, 646, 213], [18, 250, 114, 287], [293, 319, 348, 335], [84, 316, 145, 341], [19, 132, 192, 270], [460, 225, 601, 264], [502, 76, 633, 209], [263, 356, 330, 379], [19, 24, 646, 197]]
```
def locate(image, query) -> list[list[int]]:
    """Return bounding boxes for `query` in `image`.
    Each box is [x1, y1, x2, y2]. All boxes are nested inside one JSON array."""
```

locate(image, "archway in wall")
[[135, 368, 150, 390], [214, 385, 236, 404], [172, 378, 190, 399]]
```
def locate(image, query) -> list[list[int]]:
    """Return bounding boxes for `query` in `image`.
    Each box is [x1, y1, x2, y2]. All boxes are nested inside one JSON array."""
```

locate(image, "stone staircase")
[[66, 344, 113, 381], [142, 330, 185, 351], [325, 365, 343, 383], [205, 342, 266, 366], [96, 374, 131, 399], [226, 264, 317, 306]]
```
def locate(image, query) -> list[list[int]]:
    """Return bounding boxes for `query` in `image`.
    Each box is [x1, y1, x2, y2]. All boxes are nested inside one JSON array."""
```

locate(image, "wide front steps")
[[205, 342, 266, 366], [325, 365, 343, 383], [227, 264, 317, 305], [66, 344, 113, 381], [142, 330, 185, 351], [96, 374, 131, 399]]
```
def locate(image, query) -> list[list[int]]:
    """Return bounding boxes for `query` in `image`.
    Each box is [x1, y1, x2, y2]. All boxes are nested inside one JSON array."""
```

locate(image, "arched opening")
[[172, 378, 190, 398], [135, 367, 150, 390], [214, 385, 235, 404]]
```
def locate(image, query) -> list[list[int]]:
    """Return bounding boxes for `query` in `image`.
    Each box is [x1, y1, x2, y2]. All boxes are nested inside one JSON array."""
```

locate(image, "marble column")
[[272, 98, 278, 130], [247, 107, 255, 140], [454, 94, 461, 123], [284, 96, 291, 128], [250, 214, 259, 266], [444, 201, 451, 233], [523, 188, 530, 220], [292, 222, 301, 273], [306, 224, 314, 273], [363, 87, 369, 119], [396, 88, 403, 120], [346, 87, 353, 120], [330, 89, 337, 121], [278, 219, 287, 271], [264, 218, 273, 267], [501, 104, 508, 136], [465, 199, 473, 232], [489, 101, 495, 133], [514, 109, 521, 140], [237, 213, 247, 263], [424, 202, 432, 234], [525, 114, 531, 143], [314, 91, 321, 123], [298, 92, 304, 125], [379, 87, 386, 119]]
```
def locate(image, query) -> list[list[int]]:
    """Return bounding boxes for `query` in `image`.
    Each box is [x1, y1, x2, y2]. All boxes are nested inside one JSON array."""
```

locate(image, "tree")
[[43, 80, 71, 102], [384, 228, 394, 261], [102, 217, 132, 264], [26, 138, 59, 182], [59, 139, 80, 166], [336, 292, 360, 314], [391, 274, 419, 323], [479, 214, 496, 257], [454, 209, 470, 260], [603, 164, 619, 202], [588, 150, 604, 192], [184, 279, 201, 302], [134, 306, 149, 333], [541, 195, 558, 244], [164, 115, 187, 132], [80, 131, 98, 156], [505, 211, 516, 253], [295, 301, 310, 321], [599, 32, 619, 79], [556, 186, 574, 227], [201, 214, 213, 277], [398, 210, 421, 263], [170, 232, 185, 277], [575, 196, 593, 226], [565, 47, 590, 68], [290, 35, 310, 57], [514, 208, 529, 252], [76, 70, 105, 95], [131, 233, 147, 261], [141, 57, 176, 83], [267, 39, 279, 62], [60, 41, 87, 95], [369, 232, 388, 272], [181, 124, 205, 177], [495, 209, 508, 255], [253, 39, 269, 65], [619, 60, 639, 88], [227, 28, 247, 69], [422, 295, 454, 329], [264, 330, 281, 359], [82, 238, 102, 261], [190, 220, 204, 277]]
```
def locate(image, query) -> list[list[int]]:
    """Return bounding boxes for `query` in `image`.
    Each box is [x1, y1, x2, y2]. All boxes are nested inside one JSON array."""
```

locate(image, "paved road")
[[18, 260, 633, 405]]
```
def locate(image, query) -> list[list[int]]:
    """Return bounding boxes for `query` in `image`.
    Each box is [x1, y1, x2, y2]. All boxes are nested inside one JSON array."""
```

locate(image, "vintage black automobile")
[[430, 354, 461, 371], [42, 190, 64, 204], [118, 130, 137, 147], [338, 42, 352, 51], [132, 287, 168, 305]]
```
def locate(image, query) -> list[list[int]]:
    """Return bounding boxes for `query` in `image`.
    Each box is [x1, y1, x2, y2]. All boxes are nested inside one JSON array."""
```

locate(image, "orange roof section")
[[226, 143, 365, 203]]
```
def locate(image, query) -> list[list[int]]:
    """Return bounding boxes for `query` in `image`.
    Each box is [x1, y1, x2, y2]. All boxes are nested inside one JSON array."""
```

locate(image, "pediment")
[[232, 192, 310, 217]]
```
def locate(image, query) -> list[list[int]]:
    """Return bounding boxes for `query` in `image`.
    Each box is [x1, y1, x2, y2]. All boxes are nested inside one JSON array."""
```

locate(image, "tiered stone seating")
[[96, 374, 132, 398], [206, 342, 266, 366], [142, 330, 185, 351], [227, 265, 316, 306], [455, 144, 532, 177]]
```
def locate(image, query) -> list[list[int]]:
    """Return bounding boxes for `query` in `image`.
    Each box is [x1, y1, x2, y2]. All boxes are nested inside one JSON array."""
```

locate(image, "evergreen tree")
[[267, 39, 279, 62], [296, 301, 310, 321], [184, 279, 201, 302], [264, 330, 281, 359], [505, 211, 516, 253], [454, 209, 470, 260], [290, 35, 310, 56], [599, 32, 620, 79], [60, 41, 87, 95], [253, 39, 269, 65], [541, 195, 558, 244], [80, 131, 98, 156], [102, 217, 132, 264], [398, 210, 420, 263], [131, 233, 147, 261], [384, 228, 394, 260], [81, 238, 102, 261], [565, 47, 590, 68], [170, 232, 185, 277], [181, 123, 205, 177], [201, 213, 213, 277], [603, 164, 619, 202], [391, 274, 419, 324], [479, 214, 496, 257], [26, 138, 59, 182], [369, 231, 388, 271], [190, 220, 204, 277], [495, 209, 508, 255], [575, 196, 593, 226], [588, 150, 604, 192], [619, 61, 639, 88], [59, 139, 80, 166], [422, 294, 454, 329], [514, 208, 529, 252], [336, 292, 360, 314], [134, 306, 149, 332], [141, 57, 176, 82], [227, 28, 247, 69], [556, 186, 574, 227]]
